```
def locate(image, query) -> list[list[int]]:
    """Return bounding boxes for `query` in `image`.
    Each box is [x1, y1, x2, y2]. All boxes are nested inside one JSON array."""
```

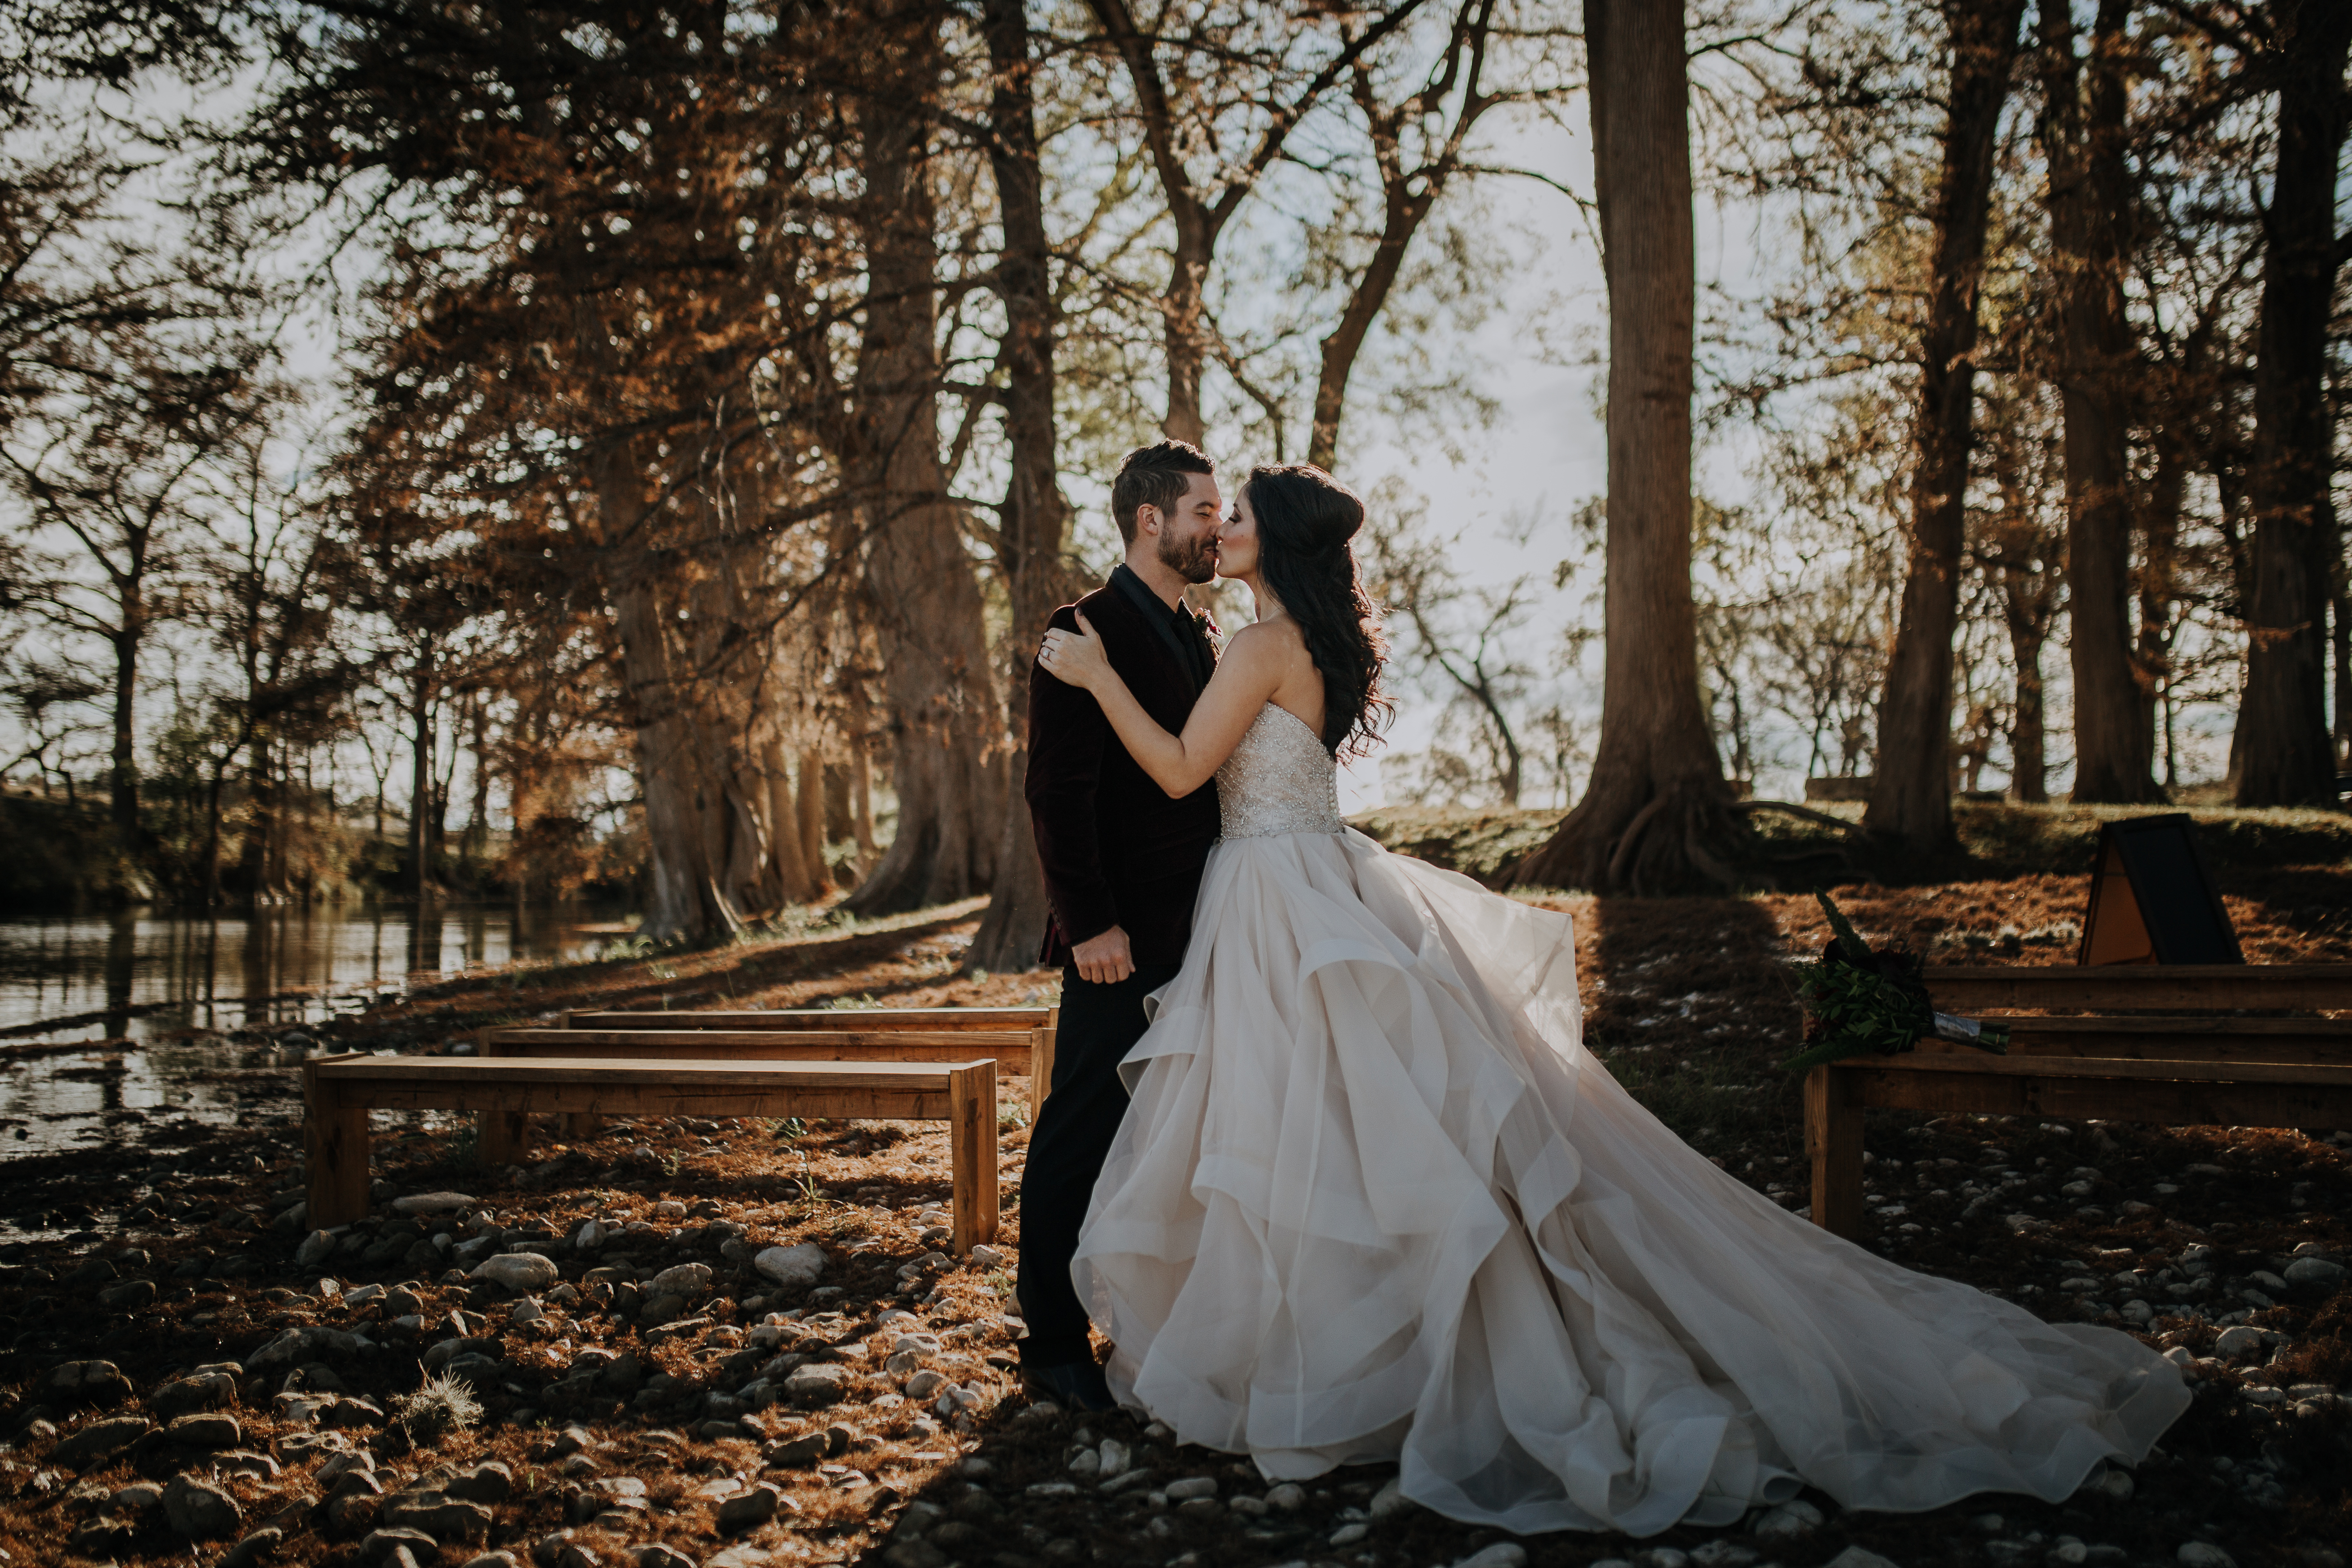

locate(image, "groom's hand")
[[1070, 924, 1134, 986]]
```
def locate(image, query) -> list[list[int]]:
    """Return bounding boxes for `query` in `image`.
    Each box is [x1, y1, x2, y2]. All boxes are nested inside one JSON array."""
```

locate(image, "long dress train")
[[1070, 704, 2187, 1537]]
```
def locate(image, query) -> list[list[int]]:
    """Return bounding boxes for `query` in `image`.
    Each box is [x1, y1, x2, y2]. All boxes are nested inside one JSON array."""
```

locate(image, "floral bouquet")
[[1781, 892, 2010, 1072]]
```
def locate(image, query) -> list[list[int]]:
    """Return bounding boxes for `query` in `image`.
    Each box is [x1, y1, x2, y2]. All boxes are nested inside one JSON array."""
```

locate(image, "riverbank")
[[2, 874, 2347, 1568]]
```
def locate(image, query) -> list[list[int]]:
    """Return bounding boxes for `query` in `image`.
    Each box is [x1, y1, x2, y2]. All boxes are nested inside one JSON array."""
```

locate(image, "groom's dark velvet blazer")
[[1024, 565, 1221, 968]]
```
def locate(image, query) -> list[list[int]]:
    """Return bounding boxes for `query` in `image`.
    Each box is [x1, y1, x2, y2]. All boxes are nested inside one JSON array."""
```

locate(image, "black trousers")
[[1015, 960, 1180, 1366]]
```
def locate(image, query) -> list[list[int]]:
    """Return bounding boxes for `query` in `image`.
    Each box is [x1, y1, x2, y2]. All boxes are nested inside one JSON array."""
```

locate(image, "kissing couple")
[[1010, 439, 2184, 1536]]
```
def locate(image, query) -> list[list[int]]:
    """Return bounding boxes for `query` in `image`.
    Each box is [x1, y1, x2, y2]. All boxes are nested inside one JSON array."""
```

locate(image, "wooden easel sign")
[[2078, 813, 2244, 967]]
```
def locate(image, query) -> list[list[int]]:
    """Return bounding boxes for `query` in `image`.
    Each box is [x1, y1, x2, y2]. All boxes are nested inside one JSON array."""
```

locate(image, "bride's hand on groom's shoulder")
[[1039, 612, 1111, 690]]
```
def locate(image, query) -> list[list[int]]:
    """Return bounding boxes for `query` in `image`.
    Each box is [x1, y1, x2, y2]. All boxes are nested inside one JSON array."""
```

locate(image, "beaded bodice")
[[1215, 704, 1344, 840]]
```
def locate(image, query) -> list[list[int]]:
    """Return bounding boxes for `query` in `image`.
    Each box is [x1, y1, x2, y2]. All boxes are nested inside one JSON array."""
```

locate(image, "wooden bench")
[[546, 1007, 1060, 1120], [478, 1027, 1048, 1140], [1921, 963, 2352, 1012], [301, 1053, 1000, 1253], [1805, 965, 2352, 1240]]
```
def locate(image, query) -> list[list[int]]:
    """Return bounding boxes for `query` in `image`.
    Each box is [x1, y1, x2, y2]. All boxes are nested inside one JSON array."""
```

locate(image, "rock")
[[110, 1481, 164, 1511], [1370, 1475, 1411, 1518], [2284, 1256, 2346, 1287], [447, 1462, 514, 1503], [393, 1192, 476, 1216], [970, 1243, 1007, 1267], [883, 1542, 950, 1568], [41, 1359, 132, 1407], [151, 1370, 239, 1418], [2178, 1547, 2237, 1568], [631, 1548, 693, 1568], [1454, 1546, 1530, 1568], [361, 1528, 442, 1565], [297, 1230, 340, 1268], [754, 1243, 828, 1289], [221, 1527, 285, 1568], [783, 1364, 852, 1407], [1165, 1476, 1217, 1500], [52, 1414, 151, 1467], [765, 1431, 829, 1467], [461, 1556, 523, 1568], [169, 1411, 243, 1448], [1822, 1550, 1901, 1568], [2215, 1326, 2266, 1360], [70, 1519, 135, 1558], [380, 1490, 495, 1542], [904, 1368, 947, 1399], [717, 1482, 782, 1533], [2078, 1467, 2133, 1501], [164, 1473, 244, 1539], [1096, 1437, 1130, 1479], [1751, 1498, 1825, 1540], [650, 1262, 712, 1297], [99, 1278, 158, 1311], [1265, 1481, 1305, 1511], [1688, 1545, 1756, 1568], [472, 1253, 560, 1294]]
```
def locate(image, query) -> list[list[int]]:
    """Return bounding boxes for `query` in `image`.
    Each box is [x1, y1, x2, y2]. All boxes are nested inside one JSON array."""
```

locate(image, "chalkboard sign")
[[2078, 814, 2244, 967]]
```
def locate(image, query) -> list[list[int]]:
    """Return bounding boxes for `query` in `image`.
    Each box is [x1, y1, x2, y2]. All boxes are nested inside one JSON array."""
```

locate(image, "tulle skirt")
[[1070, 827, 2188, 1536]]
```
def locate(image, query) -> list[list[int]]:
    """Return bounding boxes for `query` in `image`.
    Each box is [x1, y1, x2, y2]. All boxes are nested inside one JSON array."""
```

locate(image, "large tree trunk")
[[2234, 0, 2352, 806], [842, 3, 1005, 916], [969, 0, 1072, 973], [1507, 0, 1738, 895], [1863, 0, 2026, 857], [2043, 0, 2159, 802]]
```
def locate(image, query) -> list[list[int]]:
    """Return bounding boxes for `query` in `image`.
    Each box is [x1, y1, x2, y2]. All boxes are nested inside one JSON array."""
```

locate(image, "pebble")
[[1821, 1550, 1901, 1568], [1453, 1546, 1530, 1568], [716, 1483, 781, 1532], [470, 1253, 559, 1294], [2177, 1546, 2236, 1568], [1265, 1481, 1306, 1511], [755, 1242, 829, 1289], [1751, 1497, 1824, 1539], [1165, 1476, 1217, 1500], [2283, 1256, 2345, 1287], [2213, 1326, 2265, 1359], [391, 1191, 476, 1216], [162, 1474, 242, 1539]]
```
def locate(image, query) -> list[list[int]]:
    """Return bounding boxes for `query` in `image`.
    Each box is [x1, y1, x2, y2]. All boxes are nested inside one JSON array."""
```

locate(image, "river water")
[[0, 904, 629, 1158]]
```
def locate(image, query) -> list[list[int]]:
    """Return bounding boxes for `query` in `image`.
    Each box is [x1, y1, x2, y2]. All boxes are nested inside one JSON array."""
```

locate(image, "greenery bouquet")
[[1782, 892, 2011, 1072]]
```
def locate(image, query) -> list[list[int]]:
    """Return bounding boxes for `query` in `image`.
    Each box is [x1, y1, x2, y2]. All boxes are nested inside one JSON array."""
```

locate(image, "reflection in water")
[[0, 903, 628, 1158]]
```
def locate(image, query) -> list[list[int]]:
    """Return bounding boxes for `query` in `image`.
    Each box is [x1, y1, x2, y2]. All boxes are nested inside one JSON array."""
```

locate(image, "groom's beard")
[[1159, 530, 1218, 585]]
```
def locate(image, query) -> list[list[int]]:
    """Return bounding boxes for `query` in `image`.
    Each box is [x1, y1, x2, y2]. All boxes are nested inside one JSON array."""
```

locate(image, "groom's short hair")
[[1112, 440, 1216, 545]]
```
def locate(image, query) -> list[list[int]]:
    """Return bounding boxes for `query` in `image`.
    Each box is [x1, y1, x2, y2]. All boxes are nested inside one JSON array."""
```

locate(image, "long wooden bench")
[[546, 1007, 1060, 1120], [1806, 965, 2352, 1240], [1922, 963, 2352, 1012], [302, 1053, 1000, 1253], [478, 1028, 1047, 1141]]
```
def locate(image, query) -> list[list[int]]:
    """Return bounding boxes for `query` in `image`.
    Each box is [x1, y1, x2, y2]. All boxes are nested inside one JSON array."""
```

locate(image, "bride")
[[1032, 462, 2186, 1537]]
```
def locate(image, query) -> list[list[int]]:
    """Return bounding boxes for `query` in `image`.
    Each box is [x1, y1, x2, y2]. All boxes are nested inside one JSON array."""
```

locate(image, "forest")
[[2, 0, 2347, 963]]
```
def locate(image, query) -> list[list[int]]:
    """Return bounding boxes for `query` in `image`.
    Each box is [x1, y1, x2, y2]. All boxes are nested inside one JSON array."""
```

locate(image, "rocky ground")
[[3, 873, 2349, 1568]]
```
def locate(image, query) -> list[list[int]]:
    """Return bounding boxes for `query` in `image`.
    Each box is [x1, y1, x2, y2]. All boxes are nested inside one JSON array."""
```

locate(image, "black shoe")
[[1020, 1358, 1116, 1412]]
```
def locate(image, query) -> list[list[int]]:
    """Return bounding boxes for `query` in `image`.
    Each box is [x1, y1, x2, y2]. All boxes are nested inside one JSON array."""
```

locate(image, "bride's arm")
[[1039, 616, 1287, 797]]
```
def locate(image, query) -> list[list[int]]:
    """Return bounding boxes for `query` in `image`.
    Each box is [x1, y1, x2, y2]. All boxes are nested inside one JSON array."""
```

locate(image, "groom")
[[1016, 439, 1225, 1409]]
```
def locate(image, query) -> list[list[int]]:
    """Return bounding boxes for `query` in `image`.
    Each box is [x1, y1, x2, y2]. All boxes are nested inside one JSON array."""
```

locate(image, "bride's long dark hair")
[[1245, 463, 1391, 758]]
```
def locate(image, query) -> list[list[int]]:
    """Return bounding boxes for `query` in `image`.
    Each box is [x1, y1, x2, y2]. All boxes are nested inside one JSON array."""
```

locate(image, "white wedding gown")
[[1070, 704, 2188, 1537]]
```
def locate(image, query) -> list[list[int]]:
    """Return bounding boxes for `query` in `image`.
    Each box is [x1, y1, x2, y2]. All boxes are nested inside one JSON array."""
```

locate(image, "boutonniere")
[[1185, 605, 1221, 654]]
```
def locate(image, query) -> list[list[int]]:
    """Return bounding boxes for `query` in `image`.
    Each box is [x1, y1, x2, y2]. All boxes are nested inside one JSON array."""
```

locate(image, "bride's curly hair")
[[1245, 463, 1392, 758]]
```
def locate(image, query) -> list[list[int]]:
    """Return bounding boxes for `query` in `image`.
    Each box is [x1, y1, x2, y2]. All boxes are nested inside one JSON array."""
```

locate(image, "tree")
[[1862, 0, 2027, 857], [836, 0, 1006, 917], [1084, 0, 1426, 444], [1308, 0, 1510, 470], [1509, 0, 1740, 894], [967, 0, 1074, 971], [2039, 0, 2159, 802], [2232, 0, 2352, 806]]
